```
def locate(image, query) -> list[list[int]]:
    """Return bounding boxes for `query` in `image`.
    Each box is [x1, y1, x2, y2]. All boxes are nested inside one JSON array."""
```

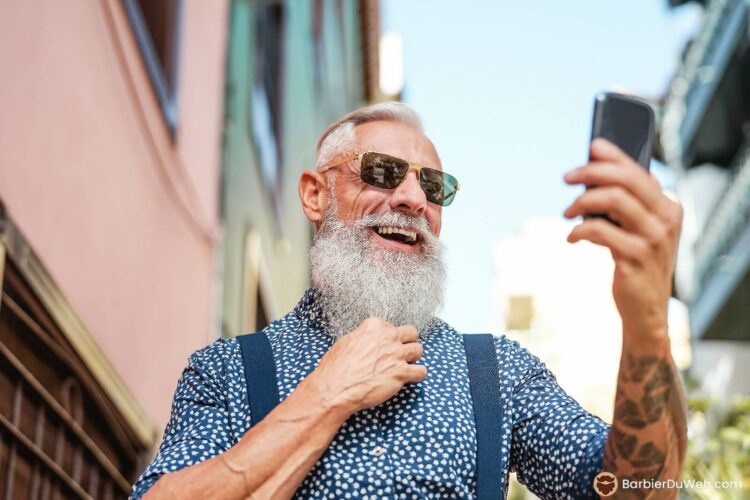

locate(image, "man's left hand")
[[563, 138, 684, 341]]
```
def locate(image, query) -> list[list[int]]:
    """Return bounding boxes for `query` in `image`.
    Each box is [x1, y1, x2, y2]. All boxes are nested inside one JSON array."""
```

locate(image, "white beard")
[[309, 205, 446, 341]]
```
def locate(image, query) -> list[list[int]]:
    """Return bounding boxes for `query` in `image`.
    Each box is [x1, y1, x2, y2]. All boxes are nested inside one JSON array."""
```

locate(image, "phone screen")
[[591, 92, 655, 170]]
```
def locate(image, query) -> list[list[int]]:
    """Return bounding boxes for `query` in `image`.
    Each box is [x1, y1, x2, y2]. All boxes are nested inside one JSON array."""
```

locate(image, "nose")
[[388, 170, 427, 216]]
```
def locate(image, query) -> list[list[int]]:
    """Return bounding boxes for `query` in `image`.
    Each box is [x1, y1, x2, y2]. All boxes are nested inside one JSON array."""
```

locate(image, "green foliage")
[[681, 394, 750, 499]]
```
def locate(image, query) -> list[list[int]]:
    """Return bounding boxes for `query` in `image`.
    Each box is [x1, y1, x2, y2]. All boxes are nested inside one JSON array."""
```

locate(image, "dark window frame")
[[122, 0, 184, 138]]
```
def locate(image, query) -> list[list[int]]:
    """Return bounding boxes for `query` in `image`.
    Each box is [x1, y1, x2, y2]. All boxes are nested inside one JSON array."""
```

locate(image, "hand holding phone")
[[586, 92, 655, 222], [563, 92, 685, 359]]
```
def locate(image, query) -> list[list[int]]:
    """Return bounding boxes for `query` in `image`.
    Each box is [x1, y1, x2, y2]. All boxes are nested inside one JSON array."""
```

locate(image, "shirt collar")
[[293, 288, 330, 331]]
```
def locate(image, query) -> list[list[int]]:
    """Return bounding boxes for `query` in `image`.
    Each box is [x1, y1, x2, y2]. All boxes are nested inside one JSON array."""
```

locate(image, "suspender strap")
[[463, 334, 503, 500], [237, 332, 280, 427]]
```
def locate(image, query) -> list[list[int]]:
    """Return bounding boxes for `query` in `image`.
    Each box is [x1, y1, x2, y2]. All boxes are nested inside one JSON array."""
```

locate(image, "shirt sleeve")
[[502, 339, 611, 499], [130, 342, 235, 499]]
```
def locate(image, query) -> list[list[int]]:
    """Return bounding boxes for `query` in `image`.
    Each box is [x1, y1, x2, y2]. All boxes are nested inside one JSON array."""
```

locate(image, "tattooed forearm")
[[602, 344, 688, 499]]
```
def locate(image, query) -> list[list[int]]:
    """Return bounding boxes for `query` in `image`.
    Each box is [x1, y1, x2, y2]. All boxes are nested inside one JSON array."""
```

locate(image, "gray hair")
[[315, 102, 424, 171]]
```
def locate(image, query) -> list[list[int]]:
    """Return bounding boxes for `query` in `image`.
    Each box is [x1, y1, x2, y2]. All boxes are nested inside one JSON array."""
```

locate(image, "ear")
[[299, 169, 330, 225]]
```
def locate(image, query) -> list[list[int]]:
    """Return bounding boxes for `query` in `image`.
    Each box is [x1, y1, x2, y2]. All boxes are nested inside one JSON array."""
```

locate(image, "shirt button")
[[309, 312, 317, 320], [370, 446, 387, 457]]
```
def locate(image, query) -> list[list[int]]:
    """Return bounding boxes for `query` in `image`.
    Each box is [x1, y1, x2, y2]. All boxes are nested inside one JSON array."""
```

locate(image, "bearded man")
[[132, 103, 687, 499]]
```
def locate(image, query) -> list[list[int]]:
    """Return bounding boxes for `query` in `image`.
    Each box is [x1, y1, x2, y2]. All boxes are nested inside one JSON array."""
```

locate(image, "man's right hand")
[[310, 317, 427, 414]]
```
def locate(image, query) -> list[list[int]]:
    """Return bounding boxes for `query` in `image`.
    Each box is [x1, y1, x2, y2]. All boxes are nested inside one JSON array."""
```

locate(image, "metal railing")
[[693, 140, 750, 286], [660, 0, 748, 167]]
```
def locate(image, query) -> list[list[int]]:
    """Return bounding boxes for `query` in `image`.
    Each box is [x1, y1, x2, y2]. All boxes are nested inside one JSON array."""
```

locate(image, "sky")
[[381, 0, 703, 332]]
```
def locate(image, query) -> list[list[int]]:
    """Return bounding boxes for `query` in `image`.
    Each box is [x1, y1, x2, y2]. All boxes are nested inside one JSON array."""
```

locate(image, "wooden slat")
[[0, 413, 90, 499], [0, 336, 131, 494]]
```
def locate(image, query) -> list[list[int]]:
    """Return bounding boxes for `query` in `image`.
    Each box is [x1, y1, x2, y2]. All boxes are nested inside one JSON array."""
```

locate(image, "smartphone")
[[587, 92, 655, 221], [590, 92, 655, 169]]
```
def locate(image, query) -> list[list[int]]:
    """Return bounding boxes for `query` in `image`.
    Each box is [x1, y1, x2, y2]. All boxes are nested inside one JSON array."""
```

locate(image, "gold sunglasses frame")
[[318, 151, 461, 204]]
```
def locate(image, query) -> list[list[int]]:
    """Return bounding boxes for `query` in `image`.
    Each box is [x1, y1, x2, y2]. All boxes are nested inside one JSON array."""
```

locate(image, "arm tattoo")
[[602, 350, 688, 499]]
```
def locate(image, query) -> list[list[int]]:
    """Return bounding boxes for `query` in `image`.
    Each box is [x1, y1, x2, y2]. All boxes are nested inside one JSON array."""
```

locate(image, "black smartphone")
[[586, 92, 655, 222], [590, 91, 655, 169]]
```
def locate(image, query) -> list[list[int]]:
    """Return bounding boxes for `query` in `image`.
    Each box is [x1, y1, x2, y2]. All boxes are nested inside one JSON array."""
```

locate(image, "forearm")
[[144, 374, 351, 500], [603, 326, 688, 497]]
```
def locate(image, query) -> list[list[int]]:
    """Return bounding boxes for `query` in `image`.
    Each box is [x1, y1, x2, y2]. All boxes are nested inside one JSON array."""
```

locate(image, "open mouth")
[[372, 226, 420, 246]]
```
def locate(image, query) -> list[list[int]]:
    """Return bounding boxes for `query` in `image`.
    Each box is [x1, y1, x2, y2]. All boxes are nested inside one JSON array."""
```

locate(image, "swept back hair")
[[315, 102, 424, 171]]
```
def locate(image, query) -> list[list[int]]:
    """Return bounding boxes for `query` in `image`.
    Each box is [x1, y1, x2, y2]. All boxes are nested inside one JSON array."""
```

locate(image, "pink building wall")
[[0, 0, 229, 431]]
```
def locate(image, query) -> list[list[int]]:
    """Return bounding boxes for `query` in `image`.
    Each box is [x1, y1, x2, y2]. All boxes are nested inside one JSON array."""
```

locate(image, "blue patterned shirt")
[[132, 289, 610, 499]]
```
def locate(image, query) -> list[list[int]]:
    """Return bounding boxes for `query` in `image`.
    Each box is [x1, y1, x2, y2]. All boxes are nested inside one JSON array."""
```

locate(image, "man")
[[132, 102, 687, 499]]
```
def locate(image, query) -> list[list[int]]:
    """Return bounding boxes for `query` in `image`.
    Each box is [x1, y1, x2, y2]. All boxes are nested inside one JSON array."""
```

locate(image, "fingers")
[[565, 162, 662, 212], [401, 342, 424, 363], [567, 218, 646, 262], [398, 331, 426, 382], [589, 138, 631, 164], [564, 186, 662, 240], [395, 324, 419, 343], [400, 364, 428, 384], [565, 140, 663, 213]]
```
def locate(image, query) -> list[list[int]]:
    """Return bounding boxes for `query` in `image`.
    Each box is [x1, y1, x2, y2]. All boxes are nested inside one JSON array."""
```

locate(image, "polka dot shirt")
[[131, 289, 610, 499]]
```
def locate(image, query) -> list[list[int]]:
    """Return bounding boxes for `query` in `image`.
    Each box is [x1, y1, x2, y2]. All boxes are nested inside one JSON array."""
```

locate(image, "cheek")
[[351, 182, 392, 207], [339, 184, 387, 217], [427, 208, 442, 235]]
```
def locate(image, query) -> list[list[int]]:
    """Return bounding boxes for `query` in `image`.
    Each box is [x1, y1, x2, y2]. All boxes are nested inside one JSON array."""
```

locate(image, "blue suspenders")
[[238, 332, 503, 499], [237, 331, 281, 426], [463, 334, 504, 499]]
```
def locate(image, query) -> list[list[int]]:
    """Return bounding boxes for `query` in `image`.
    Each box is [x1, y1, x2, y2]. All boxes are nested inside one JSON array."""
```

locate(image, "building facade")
[[659, 0, 750, 397], [0, 0, 229, 495], [220, 0, 380, 338], [0, 0, 381, 496]]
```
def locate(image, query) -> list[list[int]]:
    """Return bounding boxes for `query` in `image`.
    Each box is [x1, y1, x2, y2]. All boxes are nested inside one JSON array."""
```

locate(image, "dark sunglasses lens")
[[361, 152, 409, 189], [421, 168, 459, 206]]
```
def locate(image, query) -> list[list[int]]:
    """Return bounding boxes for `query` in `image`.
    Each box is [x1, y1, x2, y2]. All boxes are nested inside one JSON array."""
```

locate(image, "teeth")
[[376, 226, 418, 243]]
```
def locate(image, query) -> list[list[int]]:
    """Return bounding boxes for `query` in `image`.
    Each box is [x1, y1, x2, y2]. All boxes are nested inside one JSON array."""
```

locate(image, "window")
[[250, 2, 285, 206], [311, 0, 349, 110], [123, 0, 183, 137]]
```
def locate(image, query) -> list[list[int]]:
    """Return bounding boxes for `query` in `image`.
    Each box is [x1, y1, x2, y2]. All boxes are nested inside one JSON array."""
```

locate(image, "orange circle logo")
[[593, 472, 618, 497]]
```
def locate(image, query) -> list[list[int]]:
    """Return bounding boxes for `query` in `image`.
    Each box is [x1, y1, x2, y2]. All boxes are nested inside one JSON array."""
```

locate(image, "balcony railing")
[[694, 140, 750, 287], [661, 0, 748, 167]]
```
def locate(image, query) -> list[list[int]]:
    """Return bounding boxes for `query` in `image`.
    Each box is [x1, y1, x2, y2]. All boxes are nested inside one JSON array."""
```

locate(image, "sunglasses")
[[319, 151, 460, 207]]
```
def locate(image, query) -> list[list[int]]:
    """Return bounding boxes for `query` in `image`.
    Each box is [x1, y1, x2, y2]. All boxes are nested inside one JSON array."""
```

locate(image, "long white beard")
[[309, 205, 446, 341]]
